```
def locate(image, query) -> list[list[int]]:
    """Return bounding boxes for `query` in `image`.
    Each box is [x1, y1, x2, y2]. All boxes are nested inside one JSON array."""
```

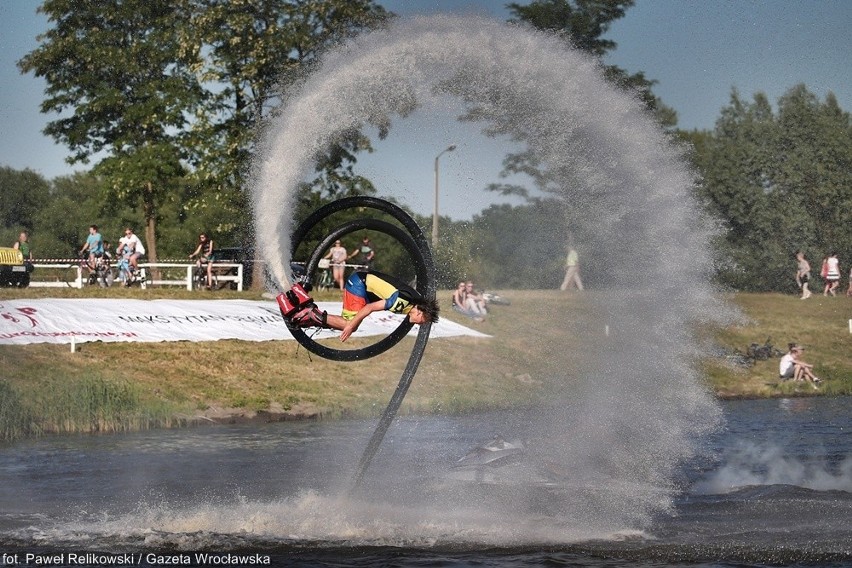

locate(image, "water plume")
[[250, 14, 735, 534]]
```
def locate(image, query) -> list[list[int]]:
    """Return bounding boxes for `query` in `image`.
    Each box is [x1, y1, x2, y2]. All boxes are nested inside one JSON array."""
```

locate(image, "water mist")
[[250, 14, 735, 539]]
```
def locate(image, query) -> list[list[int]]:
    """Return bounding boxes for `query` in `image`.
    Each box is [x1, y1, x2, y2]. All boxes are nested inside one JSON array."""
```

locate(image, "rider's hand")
[[340, 324, 356, 342]]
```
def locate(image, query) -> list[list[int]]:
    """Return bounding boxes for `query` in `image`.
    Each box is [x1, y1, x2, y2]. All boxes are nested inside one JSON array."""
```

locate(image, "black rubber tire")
[[287, 197, 435, 362]]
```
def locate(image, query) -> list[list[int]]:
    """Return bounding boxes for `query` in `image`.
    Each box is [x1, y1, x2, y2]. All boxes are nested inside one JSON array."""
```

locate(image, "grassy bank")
[[705, 293, 851, 398], [1, 287, 850, 440]]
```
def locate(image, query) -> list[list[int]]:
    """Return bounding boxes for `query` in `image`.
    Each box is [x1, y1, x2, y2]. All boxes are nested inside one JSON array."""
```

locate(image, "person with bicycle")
[[118, 227, 144, 273], [79, 225, 104, 273], [189, 232, 215, 289], [348, 236, 375, 271]]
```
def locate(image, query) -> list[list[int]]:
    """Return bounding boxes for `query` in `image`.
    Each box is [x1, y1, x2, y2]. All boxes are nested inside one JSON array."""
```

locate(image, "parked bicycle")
[[315, 258, 334, 291]]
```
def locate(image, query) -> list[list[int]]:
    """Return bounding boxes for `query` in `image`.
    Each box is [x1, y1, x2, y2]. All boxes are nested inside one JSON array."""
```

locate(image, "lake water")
[[0, 397, 849, 567]]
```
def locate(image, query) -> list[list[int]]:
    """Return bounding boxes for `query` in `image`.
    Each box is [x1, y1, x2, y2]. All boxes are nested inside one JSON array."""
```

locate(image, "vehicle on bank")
[[0, 246, 30, 287]]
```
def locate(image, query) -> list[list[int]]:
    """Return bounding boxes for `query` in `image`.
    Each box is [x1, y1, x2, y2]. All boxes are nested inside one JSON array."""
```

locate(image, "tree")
[[429, 199, 568, 289], [184, 0, 389, 286], [0, 167, 50, 237], [33, 173, 105, 258], [18, 0, 203, 265], [693, 85, 852, 291], [19, 0, 390, 279], [507, 0, 676, 127]]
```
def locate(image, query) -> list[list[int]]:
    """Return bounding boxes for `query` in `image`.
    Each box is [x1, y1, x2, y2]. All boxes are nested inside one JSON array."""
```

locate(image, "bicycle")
[[116, 254, 144, 287], [68, 253, 110, 287], [315, 258, 334, 291], [191, 260, 218, 290]]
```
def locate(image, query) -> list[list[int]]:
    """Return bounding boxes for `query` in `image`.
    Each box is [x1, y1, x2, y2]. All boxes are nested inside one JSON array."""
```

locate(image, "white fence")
[[28, 262, 243, 291]]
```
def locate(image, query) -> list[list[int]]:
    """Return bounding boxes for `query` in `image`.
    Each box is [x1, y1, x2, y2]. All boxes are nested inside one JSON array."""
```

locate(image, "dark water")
[[0, 397, 849, 567]]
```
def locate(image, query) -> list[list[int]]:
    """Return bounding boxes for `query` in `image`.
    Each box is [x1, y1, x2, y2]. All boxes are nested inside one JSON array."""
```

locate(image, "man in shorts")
[[79, 225, 104, 272], [277, 271, 439, 342], [118, 227, 145, 272]]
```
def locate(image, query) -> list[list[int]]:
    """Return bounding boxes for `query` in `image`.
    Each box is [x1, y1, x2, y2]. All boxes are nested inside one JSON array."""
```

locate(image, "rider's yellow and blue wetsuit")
[[342, 271, 420, 320]]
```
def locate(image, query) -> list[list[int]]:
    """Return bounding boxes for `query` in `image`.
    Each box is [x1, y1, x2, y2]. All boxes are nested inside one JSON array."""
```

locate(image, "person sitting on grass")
[[277, 271, 439, 342], [452, 281, 484, 322], [779, 343, 822, 388]]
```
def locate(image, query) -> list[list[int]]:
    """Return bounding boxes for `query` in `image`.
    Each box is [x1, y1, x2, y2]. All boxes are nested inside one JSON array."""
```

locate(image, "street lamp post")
[[432, 144, 456, 248]]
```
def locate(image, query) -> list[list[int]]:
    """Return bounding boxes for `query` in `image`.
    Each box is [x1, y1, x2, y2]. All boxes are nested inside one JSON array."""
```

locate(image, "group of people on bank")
[[322, 236, 376, 291], [795, 251, 850, 298], [451, 280, 489, 322], [79, 225, 146, 276]]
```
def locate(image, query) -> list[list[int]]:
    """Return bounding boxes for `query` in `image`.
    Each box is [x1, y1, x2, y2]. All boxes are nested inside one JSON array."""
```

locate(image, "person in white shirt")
[[823, 252, 840, 296], [779, 343, 821, 388], [323, 239, 348, 291], [117, 227, 145, 271]]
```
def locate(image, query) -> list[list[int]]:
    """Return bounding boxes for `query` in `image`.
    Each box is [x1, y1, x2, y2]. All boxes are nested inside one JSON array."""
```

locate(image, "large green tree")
[[185, 0, 389, 287], [467, 0, 678, 271], [183, 0, 389, 224], [693, 85, 852, 291], [18, 0, 204, 265], [19, 0, 389, 277], [0, 167, 50, 240]]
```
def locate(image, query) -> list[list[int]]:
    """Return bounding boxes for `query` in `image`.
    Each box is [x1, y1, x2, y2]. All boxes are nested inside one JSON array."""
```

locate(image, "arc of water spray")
[[251, 14, 736, 525]]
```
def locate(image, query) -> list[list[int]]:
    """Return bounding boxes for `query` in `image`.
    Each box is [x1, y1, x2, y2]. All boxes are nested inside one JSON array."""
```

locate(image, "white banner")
[[0, 299, 490, 345]]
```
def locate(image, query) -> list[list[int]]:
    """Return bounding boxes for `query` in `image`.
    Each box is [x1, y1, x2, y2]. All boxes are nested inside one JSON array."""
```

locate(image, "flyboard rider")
[[277, 271, 440, 342]]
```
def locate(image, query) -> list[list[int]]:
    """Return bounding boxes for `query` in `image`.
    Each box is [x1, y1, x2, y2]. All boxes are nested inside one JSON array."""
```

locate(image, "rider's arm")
[[340, 299, 386, 342], [190, 243, 201, 258]]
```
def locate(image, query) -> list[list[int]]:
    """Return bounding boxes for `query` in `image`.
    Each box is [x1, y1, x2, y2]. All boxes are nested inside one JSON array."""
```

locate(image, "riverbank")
[[1, 288, 850, 439]]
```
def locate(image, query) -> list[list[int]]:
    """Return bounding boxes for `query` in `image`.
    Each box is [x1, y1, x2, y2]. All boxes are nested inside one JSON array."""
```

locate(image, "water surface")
[[1, 397, 849, 566]]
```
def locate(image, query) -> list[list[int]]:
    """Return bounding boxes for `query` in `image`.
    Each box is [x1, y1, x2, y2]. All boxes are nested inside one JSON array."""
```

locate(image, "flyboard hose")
[[287, 197, 436, 490]]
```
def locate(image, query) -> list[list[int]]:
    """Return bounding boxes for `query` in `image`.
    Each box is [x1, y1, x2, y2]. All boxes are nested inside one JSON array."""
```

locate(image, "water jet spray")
[[251, 13, 735, 527]]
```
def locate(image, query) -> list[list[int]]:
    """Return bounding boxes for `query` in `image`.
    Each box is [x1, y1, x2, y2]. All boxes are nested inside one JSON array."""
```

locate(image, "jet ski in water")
[[444, 436, 559, 486]]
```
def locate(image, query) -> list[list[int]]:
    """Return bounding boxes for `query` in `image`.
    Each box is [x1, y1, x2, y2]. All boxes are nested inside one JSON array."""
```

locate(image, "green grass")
[[705, 293, 851, 397], [0, 286, 850, 440]]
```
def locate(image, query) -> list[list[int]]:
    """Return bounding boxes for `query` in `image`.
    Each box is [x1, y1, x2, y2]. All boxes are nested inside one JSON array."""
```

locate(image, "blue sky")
[[1, 0, 850, 220]]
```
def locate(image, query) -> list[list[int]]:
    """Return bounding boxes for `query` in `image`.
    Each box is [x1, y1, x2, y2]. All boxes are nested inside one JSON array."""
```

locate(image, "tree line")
[[3, 0, 849, 291]]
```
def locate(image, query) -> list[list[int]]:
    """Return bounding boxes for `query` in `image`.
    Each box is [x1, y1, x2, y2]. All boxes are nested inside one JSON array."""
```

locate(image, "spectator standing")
[[13, 231, 32, 260], [560, 246, 584, 291], [79, 225, 104, 271], [349, 236, 375, 270], [189, 232, 215, 289], [13, 231, 34, 276], [118, 227, 145, 272], [324, 239, 348, 290], [823, 252, 840, 296], [795, 251, 812, 299]]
